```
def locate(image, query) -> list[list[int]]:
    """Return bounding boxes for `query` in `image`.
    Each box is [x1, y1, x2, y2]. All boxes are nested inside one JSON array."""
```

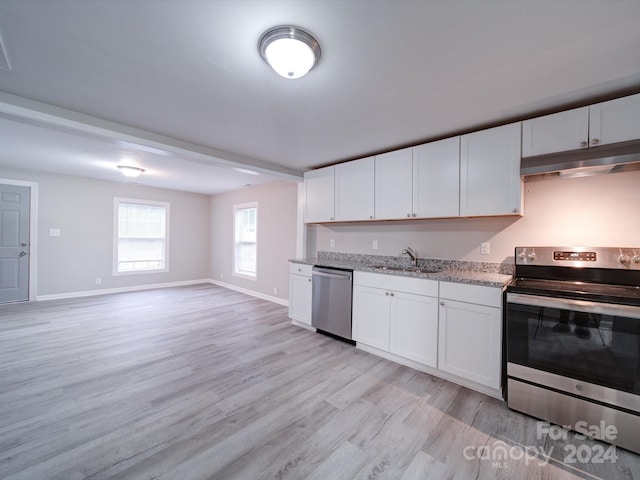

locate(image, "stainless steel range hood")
[[520, 140, 640, 177]]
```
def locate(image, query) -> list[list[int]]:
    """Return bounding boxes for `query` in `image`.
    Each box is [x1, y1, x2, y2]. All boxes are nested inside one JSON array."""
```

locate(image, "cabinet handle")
[[579, 141, 588, 148], [406, 213, 411, 218], [512, 208, 518, 213], [591, 138, 600, 145], [369, 215, 373, 219], [330, 217, 334, 221], [308, 278, 311, 282], [440, 301, 445, 306], [385, 292, 389, 296], [390, 292, 394, 297], [412, 213, 417, 217]]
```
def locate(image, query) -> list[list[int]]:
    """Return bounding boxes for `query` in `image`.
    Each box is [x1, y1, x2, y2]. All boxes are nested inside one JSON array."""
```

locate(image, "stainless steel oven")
[[505, 247, 640, 454]]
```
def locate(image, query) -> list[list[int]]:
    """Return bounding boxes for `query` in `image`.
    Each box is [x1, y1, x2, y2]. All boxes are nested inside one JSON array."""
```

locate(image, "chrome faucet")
[[402, 247, 418, 267]]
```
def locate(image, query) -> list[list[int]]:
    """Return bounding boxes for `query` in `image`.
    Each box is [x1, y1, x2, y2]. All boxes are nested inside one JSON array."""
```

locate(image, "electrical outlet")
[[273, 287, 278, 295], [330, 239, 335, 248], [481, 242, 491, 255], [372, 240, 378, 250], [49, 228, 61, 237], [95, 277, 102, 285]]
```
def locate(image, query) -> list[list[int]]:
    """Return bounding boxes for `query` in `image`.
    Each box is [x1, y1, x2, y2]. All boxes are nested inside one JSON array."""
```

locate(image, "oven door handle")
[[507, 293, 640, 319]]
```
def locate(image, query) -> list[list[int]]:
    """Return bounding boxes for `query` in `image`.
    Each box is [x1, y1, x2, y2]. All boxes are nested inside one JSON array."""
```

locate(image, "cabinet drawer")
[[289, 263, 313, 276], [439, 281, 501, 308], [354, 271, 438, 297]]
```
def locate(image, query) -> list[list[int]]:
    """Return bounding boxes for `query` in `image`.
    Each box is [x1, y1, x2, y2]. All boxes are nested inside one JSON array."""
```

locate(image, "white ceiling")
[[0, 0, 639, 195]]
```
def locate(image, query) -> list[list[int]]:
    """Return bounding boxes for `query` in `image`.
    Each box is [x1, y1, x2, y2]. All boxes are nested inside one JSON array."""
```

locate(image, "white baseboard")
[[208, 279, 289, 307], [36, 278, 289, 308], [36, 279, 212, 301]]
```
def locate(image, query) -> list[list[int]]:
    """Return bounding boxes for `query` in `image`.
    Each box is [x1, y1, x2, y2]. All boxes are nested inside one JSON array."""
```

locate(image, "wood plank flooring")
[[1, 284, 638, 479]]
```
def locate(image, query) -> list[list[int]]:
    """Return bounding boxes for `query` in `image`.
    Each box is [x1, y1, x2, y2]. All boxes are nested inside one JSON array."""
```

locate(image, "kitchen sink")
[[367, 265, 440, 274]]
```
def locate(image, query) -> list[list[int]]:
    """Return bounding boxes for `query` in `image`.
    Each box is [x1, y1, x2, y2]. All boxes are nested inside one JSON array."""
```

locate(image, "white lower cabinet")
[[389, 291, 439, 367], [437, 282, 502, 390], [353, 272, 439, 368], [288, 263, 313, 327], [352, 284, 391, 351]]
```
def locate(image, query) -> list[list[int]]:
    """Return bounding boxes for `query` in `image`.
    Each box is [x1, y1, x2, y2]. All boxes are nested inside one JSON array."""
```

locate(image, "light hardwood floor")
[[1, 284, 638, 479]]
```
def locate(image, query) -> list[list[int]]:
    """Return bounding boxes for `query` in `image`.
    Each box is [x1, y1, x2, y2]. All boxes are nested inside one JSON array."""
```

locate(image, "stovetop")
[[507, 278, 640, 306], [508, 247, 640, 306]]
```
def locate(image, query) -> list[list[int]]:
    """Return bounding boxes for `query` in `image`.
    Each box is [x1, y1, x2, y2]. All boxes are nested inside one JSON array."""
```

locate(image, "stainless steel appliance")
[[312, 266, 354, 343], [506, 246, 640, 453]]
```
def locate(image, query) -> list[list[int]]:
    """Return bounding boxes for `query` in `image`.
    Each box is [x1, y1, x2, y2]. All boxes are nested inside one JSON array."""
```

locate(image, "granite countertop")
[[290, 252, 513, 288]]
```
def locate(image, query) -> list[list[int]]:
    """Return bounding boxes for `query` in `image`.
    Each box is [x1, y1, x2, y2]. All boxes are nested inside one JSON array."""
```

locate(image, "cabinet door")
[[304, 166, 334, 223], [374, 147, 413, 220], [389, 291, 439, 367], [522, 107, 589, 157], [413, 137, 460, 218], [289, 273, 312, 325], [438, 299, 501, 389], [460, 122, 522, 217], [334, 157, 375, 221], [590, 93, 640, 147], [352, 284, 390, 351]]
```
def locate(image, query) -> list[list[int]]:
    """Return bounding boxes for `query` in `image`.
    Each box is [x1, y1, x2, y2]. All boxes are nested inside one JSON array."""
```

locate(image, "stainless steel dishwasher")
[[311, 266, 354, 343]]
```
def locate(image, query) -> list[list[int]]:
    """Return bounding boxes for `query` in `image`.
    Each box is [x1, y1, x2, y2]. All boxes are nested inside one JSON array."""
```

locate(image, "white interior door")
[[0, 183, 30, 303]]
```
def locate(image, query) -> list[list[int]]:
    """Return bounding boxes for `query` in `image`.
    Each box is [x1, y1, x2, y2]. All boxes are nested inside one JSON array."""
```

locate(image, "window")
[[234, 202, 257, 279], [114, 198, 169, 274]]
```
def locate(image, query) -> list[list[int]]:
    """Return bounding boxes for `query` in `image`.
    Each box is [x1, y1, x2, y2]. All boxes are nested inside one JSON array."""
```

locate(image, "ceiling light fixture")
[[117, 165, 145, 178], [259, 25, 321, 79]]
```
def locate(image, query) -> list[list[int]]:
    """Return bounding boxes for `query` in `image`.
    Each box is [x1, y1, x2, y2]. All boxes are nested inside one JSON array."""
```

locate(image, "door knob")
[[20, 243, 28, 247], [19, 251, 28, 257]]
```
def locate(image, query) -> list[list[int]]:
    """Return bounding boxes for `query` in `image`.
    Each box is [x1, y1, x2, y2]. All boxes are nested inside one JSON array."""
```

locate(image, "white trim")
[[296, 181, 306, 258], [209, 278, 288, 307], [113, 197, 170, 275], [0, 178, 38, 301], [36, 279, 210, 301]]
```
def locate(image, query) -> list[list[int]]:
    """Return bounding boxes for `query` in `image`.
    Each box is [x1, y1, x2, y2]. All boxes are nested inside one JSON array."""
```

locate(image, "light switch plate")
[[49, 228, 61, 237], [480, 242, 490, 255]]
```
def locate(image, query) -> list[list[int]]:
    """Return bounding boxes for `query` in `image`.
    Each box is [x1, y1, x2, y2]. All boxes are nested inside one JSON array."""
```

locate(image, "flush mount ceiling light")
[[259, 26, 321, 79], [117, 165, 145, 178]]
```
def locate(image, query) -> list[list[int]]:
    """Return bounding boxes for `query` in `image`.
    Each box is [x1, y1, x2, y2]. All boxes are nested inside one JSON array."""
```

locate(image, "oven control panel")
[[515, 247, 640, 269], [553, 251, 596, 262]]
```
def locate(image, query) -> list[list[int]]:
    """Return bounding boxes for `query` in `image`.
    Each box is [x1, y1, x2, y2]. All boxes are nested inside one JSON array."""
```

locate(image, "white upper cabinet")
[[334, 156, 375, 221], [304, 165, 334, 223], [460, 122, 522, 217], [590, 93, 640, 147], [413, 136, 460, 218], [522, 93, 640, 157], [522, 107, 589, 157], [374, 147, 413, 220]]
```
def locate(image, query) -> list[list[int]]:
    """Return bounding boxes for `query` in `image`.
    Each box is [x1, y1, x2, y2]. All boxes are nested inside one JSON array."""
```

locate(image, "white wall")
[[209, 181, 298, 301], [0, 167, 211, 297], [309, 170, 640, 263]]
